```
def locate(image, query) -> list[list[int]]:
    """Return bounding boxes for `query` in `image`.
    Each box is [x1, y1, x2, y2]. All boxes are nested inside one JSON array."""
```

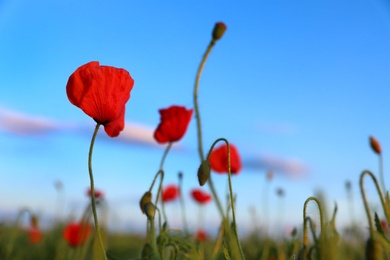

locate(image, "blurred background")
[[1, 0, 390, 237]]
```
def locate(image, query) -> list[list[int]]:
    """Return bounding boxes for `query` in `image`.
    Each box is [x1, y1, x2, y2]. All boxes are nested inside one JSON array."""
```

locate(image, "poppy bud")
[[212, 22, 227, 41], [197, 160, 211, 186], [370, 136, 382, 155], [140, 191, 152, 214], [144, 202, 156, 220], [365, 237, 382, 260]]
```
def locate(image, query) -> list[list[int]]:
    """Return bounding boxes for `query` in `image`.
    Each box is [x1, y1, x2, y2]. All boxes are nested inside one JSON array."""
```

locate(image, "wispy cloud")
[[114, 122, 158, 147], [0, 108, 62, 135], [0, 107, 164, 148], [243, 153, 309, 178]]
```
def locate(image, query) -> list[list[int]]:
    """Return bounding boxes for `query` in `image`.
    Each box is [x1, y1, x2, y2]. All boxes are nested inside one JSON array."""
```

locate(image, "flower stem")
[[359, 170, 390, 238], [379, 154, 385, 193], [178, 172, 189, 234], [193, 40, 215, 162], [193, 38, 226, 220], [88, 123, 107, 260], [149, 214, 161, 259], [302, 197, 324, 260], [206, 138, 245, 260]]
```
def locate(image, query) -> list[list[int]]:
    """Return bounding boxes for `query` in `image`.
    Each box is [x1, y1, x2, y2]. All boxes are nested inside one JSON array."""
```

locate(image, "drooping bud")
[[197, 159, 211, 186], [144, 202, 156, 220], [139, 191, 152, 214], [370, 136, 382, 155], [212, 22, 227, 41]]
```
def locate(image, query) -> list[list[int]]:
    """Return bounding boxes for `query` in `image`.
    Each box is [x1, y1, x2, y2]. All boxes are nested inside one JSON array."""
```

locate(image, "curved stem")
[[159, 142, 172, 171], [193, 39, 215, 162], [206, 137, 245, 260], [88, 123, 107, 260], [302, 196, 324, 260], [149, 170, 163, 193], [193, 34, 227, 223], [360, 170, 390, 238]]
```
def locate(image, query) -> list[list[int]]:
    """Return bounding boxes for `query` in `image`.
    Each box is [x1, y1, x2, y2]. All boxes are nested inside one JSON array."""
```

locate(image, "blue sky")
[[1, 0, 390, 236]]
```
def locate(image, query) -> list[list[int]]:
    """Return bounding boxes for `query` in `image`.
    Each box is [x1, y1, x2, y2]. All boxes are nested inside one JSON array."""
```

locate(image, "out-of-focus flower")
[[209, 144, 242, 174], [381, 219, 388, 234], [196, 229, 207, 241], [191, 189, 212, 205], [153, 105, 193, 144], [86, 188, 104, 199], [54, 180, 63, 191], [66, 61, 135, 137], [162, 185, 180, 203], [266, 170, 274, 181], [63, 222, 91, 247], [276, 188, 285, 197], [28, 227, 42, 244], [369, 136, 382, 155]]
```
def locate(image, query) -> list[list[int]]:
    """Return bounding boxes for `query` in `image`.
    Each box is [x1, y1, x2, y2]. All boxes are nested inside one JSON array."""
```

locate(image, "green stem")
[[206, 137, 245, 260], [149, 216, 161, 259], [159, 142, 172, 171], [88, 123, 107, 260], [193, 39, 226, 220], [193, 39, 215, 162], [302, 197, 324, 260], [379, 154, 385, 194], [178, 172, 189, 234], [360, 170, 390, 238]]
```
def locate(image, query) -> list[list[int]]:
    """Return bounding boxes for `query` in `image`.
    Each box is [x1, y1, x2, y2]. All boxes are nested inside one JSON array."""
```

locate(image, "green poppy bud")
[[197, 159, 211, 186], [144, 202, 156, 220], [140, 191, 152, 214], [212, 22, 227, 41]]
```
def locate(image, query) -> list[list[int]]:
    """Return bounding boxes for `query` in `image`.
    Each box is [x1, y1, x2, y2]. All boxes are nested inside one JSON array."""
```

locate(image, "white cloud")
[[0, 108, 61, 135], [243, 153, 309, 178]]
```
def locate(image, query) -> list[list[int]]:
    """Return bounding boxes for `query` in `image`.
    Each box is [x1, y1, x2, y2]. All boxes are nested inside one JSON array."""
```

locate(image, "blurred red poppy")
[[209, 144, 242, 174], [63, 222, 91, 247], [162, 184, 180, 202], [86, 188, 104, 199], [154, 105, 193, 144], [191, 189, 212, 204], [28, 227, 42, 244], [66, 61, 134, 137], [196, 229, 207, 241]]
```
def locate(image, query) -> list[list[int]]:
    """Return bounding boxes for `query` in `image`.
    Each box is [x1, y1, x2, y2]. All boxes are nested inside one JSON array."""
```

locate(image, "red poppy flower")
[[154, 105, 193, 144], [66, 61, 134, 137], [191, 189, 212, 204], [86, 188, 104, 199], [209, 144, 242, 174], [162, 184, 180, 202], [63, 222, 91, 247], [28, 227, 42, 244], [196, 229, 207, 241]]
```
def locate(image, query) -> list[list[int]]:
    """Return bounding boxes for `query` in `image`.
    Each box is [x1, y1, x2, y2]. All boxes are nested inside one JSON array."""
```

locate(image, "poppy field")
[[1, 21, 390, 260]]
